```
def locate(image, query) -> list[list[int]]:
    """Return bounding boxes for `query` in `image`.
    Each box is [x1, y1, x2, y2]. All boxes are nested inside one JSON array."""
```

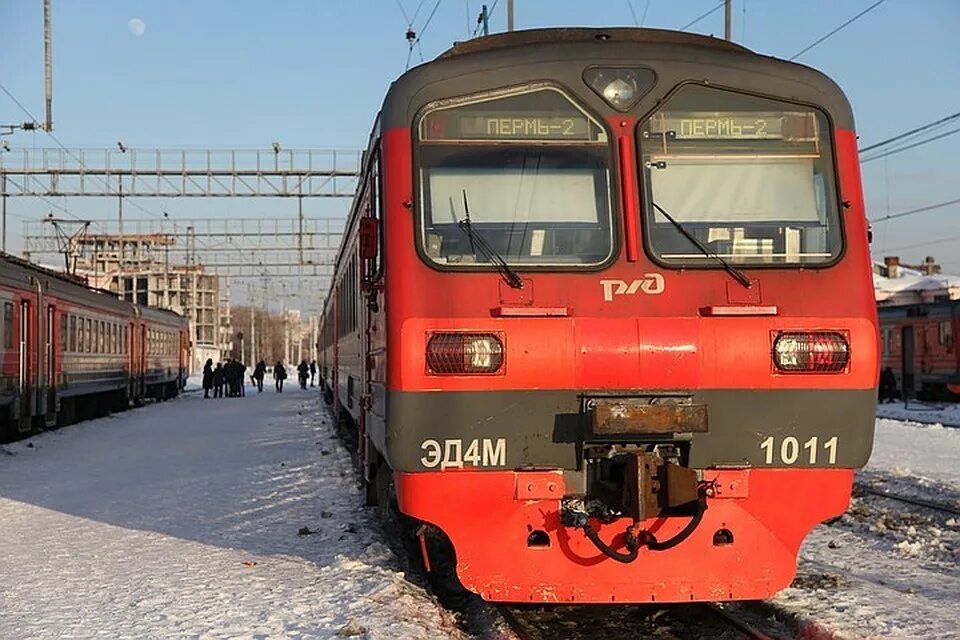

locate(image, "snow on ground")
[[867, 417, 960, 487], [771, 411, 960, 640], [4, 382, 960, 639], [0, 388, 463, 639], [876, 400, 960, 428]]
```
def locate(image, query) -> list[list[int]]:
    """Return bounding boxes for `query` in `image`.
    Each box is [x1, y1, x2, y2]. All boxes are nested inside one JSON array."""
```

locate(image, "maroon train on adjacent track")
[[0, 254, 189, 442], [879, 301, 960, 400]]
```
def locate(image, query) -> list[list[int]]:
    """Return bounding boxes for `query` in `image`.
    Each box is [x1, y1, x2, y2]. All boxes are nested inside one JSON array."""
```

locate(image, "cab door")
[[17, 299, 30, 431], [902, 325, 915, 400], [44, 303, 56, 425]]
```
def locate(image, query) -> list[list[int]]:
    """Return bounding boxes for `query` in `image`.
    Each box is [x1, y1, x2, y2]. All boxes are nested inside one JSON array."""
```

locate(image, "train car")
[[320, 28, 878, 603], [136, 305, 190, 401], [879, 301, 960, 399], [0, 254, 188, 441]]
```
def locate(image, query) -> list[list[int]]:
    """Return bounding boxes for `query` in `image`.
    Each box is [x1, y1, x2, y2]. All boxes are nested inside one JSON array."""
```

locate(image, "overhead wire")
[[882, 232, 960, 253], [789, 0, 888, 60], [861, 127, 960, 163], [869, 197, 960, 223], [859, 112, 960, 154], [0, 80, 164, 224], [625, 0, 640, 26], [640, 0, 652, 26], [472, 0, 500, 38], [405, 0, 443, 68], [679, 0, 725, 31]]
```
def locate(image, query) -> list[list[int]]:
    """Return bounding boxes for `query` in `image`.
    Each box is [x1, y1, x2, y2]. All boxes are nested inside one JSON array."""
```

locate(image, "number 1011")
[[760, 435, 838, 465]]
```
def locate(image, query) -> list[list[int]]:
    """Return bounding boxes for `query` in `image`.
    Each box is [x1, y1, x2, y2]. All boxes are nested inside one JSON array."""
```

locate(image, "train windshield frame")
[[637, 85, 844, 267], [415, 85, 617, 269]]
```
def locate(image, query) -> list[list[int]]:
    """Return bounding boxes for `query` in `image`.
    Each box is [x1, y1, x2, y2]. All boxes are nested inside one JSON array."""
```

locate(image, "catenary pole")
[[724, 0, 732, 41]]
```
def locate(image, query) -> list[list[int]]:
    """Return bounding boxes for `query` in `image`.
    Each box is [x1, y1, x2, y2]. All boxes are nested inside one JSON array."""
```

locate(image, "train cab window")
[[3, 302, 12, 349], [638, 85, 842, 266], [416, 86, 614, 268]]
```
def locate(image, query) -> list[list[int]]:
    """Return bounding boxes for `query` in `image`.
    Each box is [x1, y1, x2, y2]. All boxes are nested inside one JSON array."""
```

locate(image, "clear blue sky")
[[2, 0, 959, 273]]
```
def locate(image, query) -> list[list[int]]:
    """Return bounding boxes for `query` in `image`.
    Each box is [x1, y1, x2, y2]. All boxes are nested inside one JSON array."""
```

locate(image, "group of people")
[[202, 358, 318, 396], [201, 358, 249, 398]]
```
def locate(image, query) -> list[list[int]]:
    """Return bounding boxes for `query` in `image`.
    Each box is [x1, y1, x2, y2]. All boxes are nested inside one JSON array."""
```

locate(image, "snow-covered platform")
[[3, 390, 959, 638], [0, 389, 459, 639], [773, 412, 960, 638]]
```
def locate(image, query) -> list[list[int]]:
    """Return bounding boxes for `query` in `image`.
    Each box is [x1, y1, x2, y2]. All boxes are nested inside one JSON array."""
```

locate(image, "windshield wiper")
[[651, 201, 752, 289], [458, 190, 524, 290]]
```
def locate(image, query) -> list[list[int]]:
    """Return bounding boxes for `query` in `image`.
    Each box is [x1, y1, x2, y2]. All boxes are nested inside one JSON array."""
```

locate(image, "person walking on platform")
[[297, 360, 309, 390], [274, 361, 287, 392], [223, 359, 235, 397], [253, 360, 266, 393], [202, 358, 214, 399], [213, 362, 225, 398], [237, 361, 247, 397], [309, 360, 317, 387]]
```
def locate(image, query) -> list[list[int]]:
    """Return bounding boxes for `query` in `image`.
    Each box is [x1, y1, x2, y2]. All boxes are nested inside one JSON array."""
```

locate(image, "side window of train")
[[940, 321, 953, 350], [370, 146, 384, 280], [85, 318, 92, 353], [61, 314, 67, 351], [3, 302, 12, 349]]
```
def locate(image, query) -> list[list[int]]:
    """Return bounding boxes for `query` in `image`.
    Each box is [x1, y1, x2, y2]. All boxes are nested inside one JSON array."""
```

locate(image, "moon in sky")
[[128, 18, 146, 36]]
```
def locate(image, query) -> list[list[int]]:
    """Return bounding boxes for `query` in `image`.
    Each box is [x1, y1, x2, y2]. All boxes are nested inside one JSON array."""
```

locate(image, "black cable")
[[789, 0, 888, 60], [582, 524, 639, 563], [645, 498, 707, 551]]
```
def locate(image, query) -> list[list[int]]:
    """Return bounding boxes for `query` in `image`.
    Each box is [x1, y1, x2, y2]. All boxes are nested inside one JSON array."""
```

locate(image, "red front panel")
[[398, 468, 853, 602]]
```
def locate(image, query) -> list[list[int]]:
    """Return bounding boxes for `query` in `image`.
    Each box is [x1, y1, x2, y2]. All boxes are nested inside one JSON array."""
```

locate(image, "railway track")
[[497, 602, 782, 640], [857, 485, 960, 517]]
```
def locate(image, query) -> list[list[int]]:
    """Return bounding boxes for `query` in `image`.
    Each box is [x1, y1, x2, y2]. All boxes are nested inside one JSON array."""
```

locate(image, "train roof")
[[0, 253, 186, 323], [137, 303, 188, 326], [0, 252, 132, 314], [382, 26, 854, 131], [439, 27, 751, 58]]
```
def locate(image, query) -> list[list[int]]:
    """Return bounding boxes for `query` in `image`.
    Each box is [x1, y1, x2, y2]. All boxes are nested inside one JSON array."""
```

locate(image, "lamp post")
[[238, 331, 245, 364]]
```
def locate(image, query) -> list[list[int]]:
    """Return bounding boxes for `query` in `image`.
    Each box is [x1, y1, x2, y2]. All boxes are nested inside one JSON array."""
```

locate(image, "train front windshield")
[[638, 85, 843, 266], [417, 87, 615, 267]]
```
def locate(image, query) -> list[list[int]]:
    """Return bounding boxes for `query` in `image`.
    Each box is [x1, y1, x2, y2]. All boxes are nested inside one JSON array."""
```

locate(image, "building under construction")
[[66, 232, 232, 371]]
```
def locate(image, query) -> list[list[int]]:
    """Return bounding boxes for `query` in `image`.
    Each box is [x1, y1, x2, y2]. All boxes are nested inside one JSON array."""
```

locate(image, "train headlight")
[[772, 331, 850, 373], [427, 332, 504, 375], [583, 67, 656, 111]]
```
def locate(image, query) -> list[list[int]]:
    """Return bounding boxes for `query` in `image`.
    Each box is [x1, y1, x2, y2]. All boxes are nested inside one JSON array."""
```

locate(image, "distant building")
[[874, 256, 960, 307], [70, 233, 233, 371]]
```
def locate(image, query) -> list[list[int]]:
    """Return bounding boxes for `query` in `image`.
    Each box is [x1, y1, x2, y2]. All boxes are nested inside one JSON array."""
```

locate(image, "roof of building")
[[873, 262, 960, 304]]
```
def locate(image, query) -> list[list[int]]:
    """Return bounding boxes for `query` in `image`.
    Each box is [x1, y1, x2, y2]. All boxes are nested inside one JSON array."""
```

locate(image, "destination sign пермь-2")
[[423, 113, 602, 142], [649, 112, 817, 141]]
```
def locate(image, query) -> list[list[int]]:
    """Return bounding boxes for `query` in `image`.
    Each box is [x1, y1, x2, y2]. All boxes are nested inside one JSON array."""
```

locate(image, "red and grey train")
[[319, 28, 878, 603], [879, 301, 960, 400], [0, 254, 189, 442]]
